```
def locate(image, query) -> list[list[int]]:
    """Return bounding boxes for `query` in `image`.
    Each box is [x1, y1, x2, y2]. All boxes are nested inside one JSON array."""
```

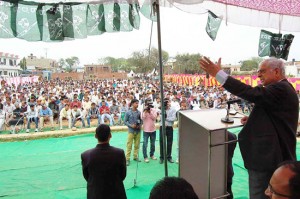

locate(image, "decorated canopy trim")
[[0, 1, 140, 41]]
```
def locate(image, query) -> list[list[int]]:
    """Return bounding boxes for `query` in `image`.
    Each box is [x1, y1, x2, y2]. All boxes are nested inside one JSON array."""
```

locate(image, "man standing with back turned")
[[200, 57, 298, 199], [81, 124, 127, 199]]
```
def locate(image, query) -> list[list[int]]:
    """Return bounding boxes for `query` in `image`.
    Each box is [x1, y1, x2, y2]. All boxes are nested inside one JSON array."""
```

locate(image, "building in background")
[[84, 64, 126, 79], [84, 64, 111, 79], [285, 59, 300, 77], [165, 57, 176, 74], [0, 52, 21, 77], [26, 53, 58, 71], [223, 64, 241, 74], [73, 66, 85, 73]]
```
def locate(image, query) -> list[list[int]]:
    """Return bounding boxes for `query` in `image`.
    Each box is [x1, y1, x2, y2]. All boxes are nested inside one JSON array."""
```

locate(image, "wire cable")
[[147, 20, 154, 66]]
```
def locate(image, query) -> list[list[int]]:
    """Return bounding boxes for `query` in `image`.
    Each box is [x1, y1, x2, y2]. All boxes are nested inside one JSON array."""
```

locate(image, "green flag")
[[269, 33, 283, 58], [280, 34, 294, 60], [0, 1, 141, 41], [205, 11, 221, 41], [258, 30, 273, 57], [258, 30, 294, 60], [140, 0, 157, 22], [45, 4, 64, 41]]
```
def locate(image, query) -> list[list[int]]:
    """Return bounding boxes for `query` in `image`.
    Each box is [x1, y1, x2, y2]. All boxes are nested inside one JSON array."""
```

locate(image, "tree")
[[174, 53, 203, 74], [127, 49, 149, 73], [241, 57, 264, 71], [19, 57, 27, 71], [58, 58, 66, 69], [128, 47, 169, 73], [65, 57, 80, 72], [99, 57, 130, 72], [148, 47, 169, 71]]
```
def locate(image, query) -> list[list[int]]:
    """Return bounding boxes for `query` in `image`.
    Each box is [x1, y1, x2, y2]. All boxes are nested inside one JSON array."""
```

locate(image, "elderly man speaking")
[[200, 57, 299, 199]]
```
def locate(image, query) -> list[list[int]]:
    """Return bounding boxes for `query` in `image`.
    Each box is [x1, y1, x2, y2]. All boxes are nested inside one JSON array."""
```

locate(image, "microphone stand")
[[221, 102, 234, 123]]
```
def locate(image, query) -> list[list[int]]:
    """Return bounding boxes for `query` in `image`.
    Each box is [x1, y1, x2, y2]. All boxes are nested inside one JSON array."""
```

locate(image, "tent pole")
[[154, 0, 168, 177]]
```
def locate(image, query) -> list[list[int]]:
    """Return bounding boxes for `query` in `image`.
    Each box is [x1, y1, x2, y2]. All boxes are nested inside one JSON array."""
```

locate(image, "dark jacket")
[[81, 143, 127, 199], [223, 77, 298, 171]]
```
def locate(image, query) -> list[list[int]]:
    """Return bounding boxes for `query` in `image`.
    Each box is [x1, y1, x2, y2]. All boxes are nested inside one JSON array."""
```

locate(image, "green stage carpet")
[[0, 128, 299, 199]]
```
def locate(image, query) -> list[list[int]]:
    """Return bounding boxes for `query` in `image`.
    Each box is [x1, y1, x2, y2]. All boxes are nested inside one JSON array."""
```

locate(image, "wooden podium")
[[178, 109, 244, 199]]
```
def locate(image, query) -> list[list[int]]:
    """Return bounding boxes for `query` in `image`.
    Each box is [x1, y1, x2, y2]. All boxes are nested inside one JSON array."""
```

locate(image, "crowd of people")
[[0, 77, 251, 134], [0, 57, 299, 199]]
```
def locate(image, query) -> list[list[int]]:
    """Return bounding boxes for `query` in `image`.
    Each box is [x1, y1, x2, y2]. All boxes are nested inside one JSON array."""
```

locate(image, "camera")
[[135, 119, 141, 130], [144, 99, 154, 111]]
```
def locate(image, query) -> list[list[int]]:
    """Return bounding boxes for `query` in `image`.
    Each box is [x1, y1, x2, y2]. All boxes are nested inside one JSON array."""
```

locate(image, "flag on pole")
[[258, 30, 294, 60], [258, 30, 274, 57], [280, 34, 294, 60], [205, 11, 222, 41]]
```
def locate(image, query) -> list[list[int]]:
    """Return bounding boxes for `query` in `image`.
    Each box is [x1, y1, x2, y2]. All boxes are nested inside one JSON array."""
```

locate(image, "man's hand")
[[199, 56, 222, 77], [131, 124, 137, 129], [241, 116, 249, 125]]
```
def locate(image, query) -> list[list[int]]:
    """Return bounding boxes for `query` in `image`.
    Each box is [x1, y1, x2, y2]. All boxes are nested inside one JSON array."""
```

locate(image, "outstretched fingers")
[[199, 56, 222, 77], [199, 58, 210, 71], [203, 56, 214, 65]]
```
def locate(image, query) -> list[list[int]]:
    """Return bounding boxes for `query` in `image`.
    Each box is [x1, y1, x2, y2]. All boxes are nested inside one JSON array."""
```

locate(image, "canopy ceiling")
[[0, 0, 300, 41]]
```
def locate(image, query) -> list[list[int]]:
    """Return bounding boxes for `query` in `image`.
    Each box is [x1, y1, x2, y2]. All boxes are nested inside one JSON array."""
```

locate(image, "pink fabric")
[[2, 76, 39, 86], [213, 0, 300, 16], [141, 109, 157, 132]]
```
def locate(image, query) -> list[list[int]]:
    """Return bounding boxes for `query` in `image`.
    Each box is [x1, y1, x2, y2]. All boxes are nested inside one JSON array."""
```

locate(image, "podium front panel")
[[178, 109, 243, 199]]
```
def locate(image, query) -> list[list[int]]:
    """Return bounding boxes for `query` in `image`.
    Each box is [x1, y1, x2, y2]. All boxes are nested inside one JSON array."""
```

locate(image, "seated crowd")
[[0, 78, 260, 133]]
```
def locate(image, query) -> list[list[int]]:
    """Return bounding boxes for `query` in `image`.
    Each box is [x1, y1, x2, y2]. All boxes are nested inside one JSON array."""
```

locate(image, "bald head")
[[265, 161, 300, 198]]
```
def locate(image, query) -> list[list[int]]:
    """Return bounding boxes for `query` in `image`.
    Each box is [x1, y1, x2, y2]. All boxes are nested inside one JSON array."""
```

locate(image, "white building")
[[0, 52, 21, 77], [285, 60, 300, 77], [166, 57, 176, 69]]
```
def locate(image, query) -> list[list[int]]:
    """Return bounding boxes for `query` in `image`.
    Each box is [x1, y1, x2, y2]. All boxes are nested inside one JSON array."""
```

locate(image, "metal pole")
[[154, 0, 168, 177]]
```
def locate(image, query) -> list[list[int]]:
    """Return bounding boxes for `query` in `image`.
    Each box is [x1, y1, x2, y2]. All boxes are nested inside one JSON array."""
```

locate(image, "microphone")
[[206, 72, 209, 79], [220, 99, 241, 105], [226, 99, 241, 104], [221, 99, 241, 124]]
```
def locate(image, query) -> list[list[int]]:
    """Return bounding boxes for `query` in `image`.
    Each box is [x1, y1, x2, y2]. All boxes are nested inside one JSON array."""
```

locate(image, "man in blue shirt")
[[159, 99, 177, 164], [39, 103, 54, 132], [124, 99, 141, 166]]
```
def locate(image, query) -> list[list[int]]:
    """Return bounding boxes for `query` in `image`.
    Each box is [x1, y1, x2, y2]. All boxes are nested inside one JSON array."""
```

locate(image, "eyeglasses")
[[256, 67, 278, 74], [256, 69, 268, 74], [267, 184, 291, 198]]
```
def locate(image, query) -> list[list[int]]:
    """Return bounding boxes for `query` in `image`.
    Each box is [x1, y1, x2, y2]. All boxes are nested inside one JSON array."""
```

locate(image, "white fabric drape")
[[2, 0, 300, 31], [172, 1, 300, 32]]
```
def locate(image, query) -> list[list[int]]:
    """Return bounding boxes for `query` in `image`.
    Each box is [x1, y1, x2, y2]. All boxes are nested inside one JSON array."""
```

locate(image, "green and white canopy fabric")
[[1, 0, 300, 41], [0, 0, 140, 41]]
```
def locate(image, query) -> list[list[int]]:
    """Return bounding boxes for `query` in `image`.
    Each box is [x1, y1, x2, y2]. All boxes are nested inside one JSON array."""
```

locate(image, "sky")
[[1, 6, 300, 66]]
